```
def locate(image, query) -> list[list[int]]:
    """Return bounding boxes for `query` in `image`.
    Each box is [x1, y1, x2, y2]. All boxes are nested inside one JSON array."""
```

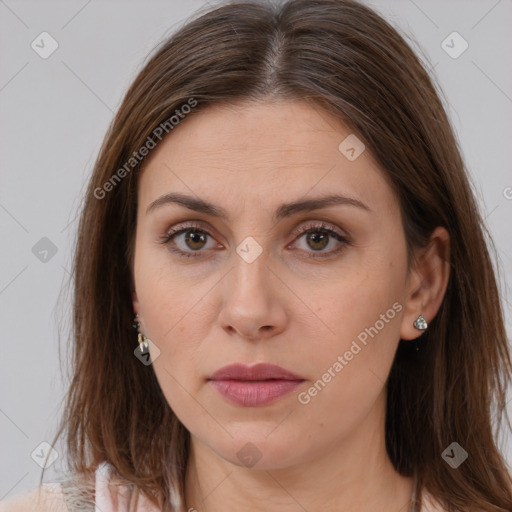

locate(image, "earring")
[[133, 314, 150, 355], [138, 333, 150, 355], [413, 314, 428, 331]]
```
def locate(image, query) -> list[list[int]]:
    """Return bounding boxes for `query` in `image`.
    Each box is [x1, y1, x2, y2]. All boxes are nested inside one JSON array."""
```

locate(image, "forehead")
[[137, 100, 398, 219]]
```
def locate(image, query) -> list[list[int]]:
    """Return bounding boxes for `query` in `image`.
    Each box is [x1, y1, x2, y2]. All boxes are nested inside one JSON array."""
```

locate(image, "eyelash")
[[158, 221, 351, 260]]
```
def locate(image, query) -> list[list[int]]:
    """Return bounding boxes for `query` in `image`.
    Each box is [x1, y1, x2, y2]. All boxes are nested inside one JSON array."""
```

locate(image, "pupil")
[[308, 232, 328, 250], [186, 231, 206, 250]]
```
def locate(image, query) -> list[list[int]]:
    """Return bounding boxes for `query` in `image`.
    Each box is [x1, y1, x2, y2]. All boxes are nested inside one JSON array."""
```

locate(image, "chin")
[[201, 430, 309, 470]]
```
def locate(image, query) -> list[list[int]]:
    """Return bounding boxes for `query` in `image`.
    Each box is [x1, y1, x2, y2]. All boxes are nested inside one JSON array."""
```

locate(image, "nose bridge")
[[228, 237, 273, 303], [228, 205, 273, 284], [217, 235, 287, 339]]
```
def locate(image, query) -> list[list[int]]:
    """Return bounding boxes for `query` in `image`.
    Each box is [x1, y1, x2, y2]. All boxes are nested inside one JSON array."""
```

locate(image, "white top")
[[0, 462, 160, 512], [0, 461, 446, 511]]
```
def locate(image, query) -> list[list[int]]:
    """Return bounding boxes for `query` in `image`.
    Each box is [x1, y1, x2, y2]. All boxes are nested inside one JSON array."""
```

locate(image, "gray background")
[[1, 0, 511, 501]]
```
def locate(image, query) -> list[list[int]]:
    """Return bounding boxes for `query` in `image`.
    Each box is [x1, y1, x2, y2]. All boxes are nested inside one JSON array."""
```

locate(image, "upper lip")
[[209, 363, 304, 381]]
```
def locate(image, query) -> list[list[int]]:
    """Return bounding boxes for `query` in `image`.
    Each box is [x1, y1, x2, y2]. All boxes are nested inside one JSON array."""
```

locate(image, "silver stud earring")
[[133, 313, 150, 355], [413, 314, 428, 331]]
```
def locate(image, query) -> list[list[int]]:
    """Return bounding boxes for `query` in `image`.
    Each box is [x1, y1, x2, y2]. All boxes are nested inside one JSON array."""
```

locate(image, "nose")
[[217, 250, 288, 342]]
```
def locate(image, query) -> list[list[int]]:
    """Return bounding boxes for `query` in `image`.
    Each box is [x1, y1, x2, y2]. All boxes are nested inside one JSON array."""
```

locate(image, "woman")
[[2, 0, 511, 510]]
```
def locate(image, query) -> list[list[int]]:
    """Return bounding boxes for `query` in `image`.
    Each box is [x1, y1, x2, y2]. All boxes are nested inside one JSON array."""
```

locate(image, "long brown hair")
[[45, 0, 512, 510]]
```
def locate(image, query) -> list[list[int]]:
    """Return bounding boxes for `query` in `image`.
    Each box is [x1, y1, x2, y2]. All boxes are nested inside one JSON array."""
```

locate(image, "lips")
[[209, 363, 303, 381], [208, 363, 305, 407]]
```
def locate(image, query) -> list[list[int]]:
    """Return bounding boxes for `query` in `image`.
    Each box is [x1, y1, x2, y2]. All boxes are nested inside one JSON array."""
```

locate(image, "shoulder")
[[0, 462, 104, 512], [0, 483, 68, 512], [0, 462, 162, 512]]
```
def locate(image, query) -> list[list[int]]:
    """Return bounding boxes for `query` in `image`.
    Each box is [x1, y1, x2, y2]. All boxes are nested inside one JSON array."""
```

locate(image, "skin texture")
[[132, 100, 450, 512]]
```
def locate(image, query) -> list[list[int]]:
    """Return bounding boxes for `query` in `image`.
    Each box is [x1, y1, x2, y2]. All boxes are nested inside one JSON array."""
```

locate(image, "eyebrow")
[[146, 192, 371, 220]]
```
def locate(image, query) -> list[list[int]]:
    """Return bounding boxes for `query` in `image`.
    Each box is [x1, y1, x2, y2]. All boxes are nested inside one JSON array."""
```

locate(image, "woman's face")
[[133, 100, 417, 470]]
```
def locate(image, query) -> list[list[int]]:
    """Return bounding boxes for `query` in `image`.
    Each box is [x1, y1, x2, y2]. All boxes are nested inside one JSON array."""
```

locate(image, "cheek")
[[139, 283, 207, 420], [319, 263, 403, 340], [134, 247, 190, 370], [135, 238, 187, 331], [135, 260, 212, 390], [308, 239, 406, 386], [294, 286, 404, 443]]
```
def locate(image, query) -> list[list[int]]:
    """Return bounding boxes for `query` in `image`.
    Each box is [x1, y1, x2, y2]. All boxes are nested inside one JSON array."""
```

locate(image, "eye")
[[159, 222, 218, 258], [159, 221, 351, 259], [290, 221, 351, 259]]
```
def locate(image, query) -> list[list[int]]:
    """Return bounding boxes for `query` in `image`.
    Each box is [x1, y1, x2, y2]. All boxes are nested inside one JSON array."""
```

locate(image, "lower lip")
[[209, 379, 304, 406]]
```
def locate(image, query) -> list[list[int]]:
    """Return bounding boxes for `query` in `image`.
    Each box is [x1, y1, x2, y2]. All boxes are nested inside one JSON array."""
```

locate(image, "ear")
[[400, 226, 451, 340]]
